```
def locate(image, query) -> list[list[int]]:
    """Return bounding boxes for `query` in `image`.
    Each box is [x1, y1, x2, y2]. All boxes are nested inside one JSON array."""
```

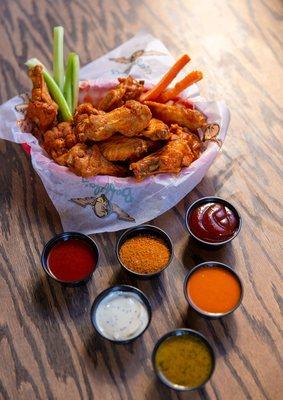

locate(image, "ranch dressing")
[[95, 291, 149, 341]]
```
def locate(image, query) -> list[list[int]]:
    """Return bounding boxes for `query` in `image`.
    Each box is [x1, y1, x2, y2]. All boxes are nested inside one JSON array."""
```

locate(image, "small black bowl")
[[116, 225, 173, 278], [41, 231, 99, 286], [90, 285, 152, 344], [185, 196, 242, 248], [152, 328, 215, 391], [184, 261, 244, 318]]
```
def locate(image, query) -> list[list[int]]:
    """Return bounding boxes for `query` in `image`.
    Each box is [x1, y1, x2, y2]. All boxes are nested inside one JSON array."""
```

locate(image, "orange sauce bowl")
[[184, 261, 243, 318]]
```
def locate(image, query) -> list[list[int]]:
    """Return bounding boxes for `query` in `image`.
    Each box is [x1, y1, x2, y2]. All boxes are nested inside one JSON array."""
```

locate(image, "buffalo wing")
[[56, 143, 126, 178], [76, 100, 152, 142], [98, 76, 144, 111], [26, 65, 58, 132], [170, 124, 202, 159], [130, 137, 195, 181], [99, 135, 151, 162], [144, 101, 206, 131], [43, 122, 77, 160], [141, 118, 170, 141]]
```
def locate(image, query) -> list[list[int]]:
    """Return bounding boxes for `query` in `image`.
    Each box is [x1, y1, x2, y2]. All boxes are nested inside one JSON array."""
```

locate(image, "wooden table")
[[0, 1, 282, 399]]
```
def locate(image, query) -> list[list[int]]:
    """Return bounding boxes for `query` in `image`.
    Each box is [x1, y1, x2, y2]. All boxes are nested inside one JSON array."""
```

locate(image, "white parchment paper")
[[0, 31, 230, 233]]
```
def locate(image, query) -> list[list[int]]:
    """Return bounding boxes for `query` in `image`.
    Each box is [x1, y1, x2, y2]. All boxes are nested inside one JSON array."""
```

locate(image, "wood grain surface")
[[0, 0, 282, 399]]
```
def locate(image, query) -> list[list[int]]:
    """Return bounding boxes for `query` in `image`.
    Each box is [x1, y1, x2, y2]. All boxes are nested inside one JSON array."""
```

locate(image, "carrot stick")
[[158, 71, 203, 102], [140, 54, 190, 102]]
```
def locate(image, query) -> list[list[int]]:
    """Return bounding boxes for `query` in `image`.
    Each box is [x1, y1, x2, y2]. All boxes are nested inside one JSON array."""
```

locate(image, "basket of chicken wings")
[[0, 28, 229, 233]]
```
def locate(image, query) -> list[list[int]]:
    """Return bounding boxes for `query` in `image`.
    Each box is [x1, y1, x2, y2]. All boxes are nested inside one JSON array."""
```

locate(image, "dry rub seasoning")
[[119, 234, 171, 274]]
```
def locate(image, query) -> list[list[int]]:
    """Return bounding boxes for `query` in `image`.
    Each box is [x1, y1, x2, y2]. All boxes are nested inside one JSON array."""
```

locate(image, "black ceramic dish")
[[184, 261, 244, 318], [152, 328, 215, 391], [185, 196, 242, 248], [90, 285, 152, 344], [116, 225, 173, 278], [41, 231, 99, 286]]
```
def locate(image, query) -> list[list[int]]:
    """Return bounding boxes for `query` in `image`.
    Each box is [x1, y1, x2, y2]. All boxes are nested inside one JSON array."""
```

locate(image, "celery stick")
[[25, 58, 72, 121], [64, 83, 72, 115], [53, 26, 65, 91], [63, 54, 73, 112], [71, 53, 79, 114]]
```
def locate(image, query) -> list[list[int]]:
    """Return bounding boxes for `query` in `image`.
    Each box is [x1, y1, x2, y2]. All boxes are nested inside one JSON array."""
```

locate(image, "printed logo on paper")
[[109, 49, 166, 75], [202, 123, 222, 147], [70, 194, 135, 222], [81, 179, 134, 203]]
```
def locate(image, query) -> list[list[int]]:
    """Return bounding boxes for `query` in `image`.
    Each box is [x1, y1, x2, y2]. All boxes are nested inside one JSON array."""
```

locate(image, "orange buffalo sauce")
[[187, 266, 241, 314]]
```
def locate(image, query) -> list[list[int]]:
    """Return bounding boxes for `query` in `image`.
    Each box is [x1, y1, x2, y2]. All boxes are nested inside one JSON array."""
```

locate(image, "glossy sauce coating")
[[188, 202, 238, 242], [47, 239, 97, 282], [155, 334, 213, 388], [187, 266, 242, 314]]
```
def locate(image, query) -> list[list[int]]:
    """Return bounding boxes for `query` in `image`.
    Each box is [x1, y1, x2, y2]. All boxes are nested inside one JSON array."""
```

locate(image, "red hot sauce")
[[188, 202, 238, 243], [47, 239, 97, 282]]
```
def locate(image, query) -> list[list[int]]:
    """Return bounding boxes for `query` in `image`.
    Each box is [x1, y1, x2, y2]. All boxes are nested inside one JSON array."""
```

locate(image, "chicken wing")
[[26, 65, 58, 132], [141, 118, 170, 141], [76, 100, 152, 142], [98, 76, 144, 111], [99, 135, 151, 162], [170, 124, 202, 159], [130, 137, 196, 181], [56, 143, 126, 178], [144, 101, 206, 132], [43, 122, 78, 160], [74, 103, 105, 124]]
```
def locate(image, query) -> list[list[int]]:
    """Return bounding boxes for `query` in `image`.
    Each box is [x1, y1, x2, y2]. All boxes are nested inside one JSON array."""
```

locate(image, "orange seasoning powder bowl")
[[116, 225, 173, 278], [184, 262, 243, 318]]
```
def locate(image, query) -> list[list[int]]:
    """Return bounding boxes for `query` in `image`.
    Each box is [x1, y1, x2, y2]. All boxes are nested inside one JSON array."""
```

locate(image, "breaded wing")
[[141, 118, 170, 141], [43, 122, 77, 160], [56, 143, 126, 178], [76, 100, 152, 142], [144, 101, 206, 132], [98, 76, 144, 111], [99, 135, 151, 161], [26, 65, 58, 132], [130, 138, 196, 181]]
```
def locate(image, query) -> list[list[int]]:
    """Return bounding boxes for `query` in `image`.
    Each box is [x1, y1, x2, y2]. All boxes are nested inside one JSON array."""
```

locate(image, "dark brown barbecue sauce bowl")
[[185, 197, 242, 248]]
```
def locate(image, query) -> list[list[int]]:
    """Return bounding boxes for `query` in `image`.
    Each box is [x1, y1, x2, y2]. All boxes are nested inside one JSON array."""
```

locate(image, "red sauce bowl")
[[41, 232, 99, 286], [185, 197, 242, 248]]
